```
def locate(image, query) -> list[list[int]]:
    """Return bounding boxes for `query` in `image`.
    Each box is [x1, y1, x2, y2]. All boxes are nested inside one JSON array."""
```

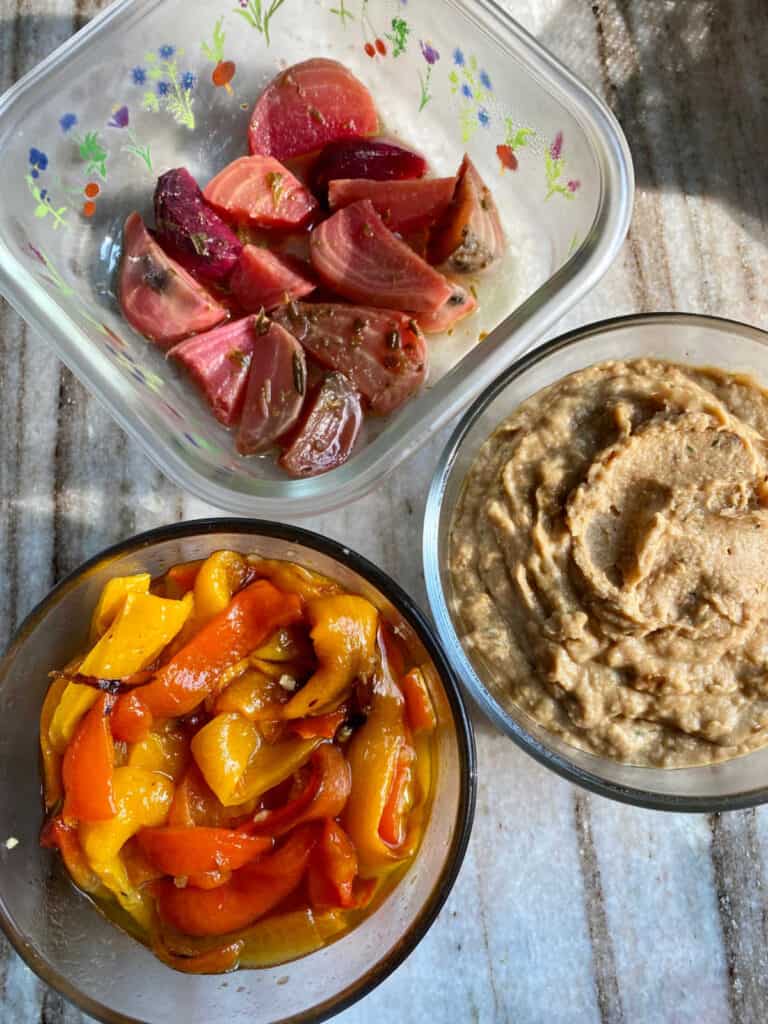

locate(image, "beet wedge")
[[328, 177, 456, 233], [168, 317, 260, 426], [428, 155, 505, 273], [231, 246, 315, 313], [311, 139, 427, 195], [237, 320, 307, 454], [249, 59, 378, 161], [204, 156, 318, 230], [272, 301, 428, 415], [310, 200, 452, 313], [154, 168, 242, 283], [279, 372, 362, 477], [416, 283, 478, 334], [118, 212, 227, 348]]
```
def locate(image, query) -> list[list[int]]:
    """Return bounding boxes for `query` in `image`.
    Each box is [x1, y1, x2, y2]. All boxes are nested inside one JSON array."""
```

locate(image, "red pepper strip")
[[163, 560, 204, 599], [111, 692, 153, 743], [290, 707, 347, 740], [308, 819, 358, 909], [40, 817, 102, 894], [61, 693, 116, 823], [400, 667, 437, 734], [137, 826, 273, 876], [187, 868, 232, 890], [154, 824, 319, 936], [378, 743, 415, 848], [139, 580, 303, 719], [152, 936, 244, 974], [378, 621, 407, 678], [249, 743, 351, 837]]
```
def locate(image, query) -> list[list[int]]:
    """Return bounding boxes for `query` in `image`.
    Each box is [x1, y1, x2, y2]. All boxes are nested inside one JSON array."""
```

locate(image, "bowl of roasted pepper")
[[0, 519, 475, 1024]]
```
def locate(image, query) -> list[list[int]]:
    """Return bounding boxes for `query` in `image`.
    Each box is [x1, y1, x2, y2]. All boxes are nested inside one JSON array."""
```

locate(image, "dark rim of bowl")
[[426, 311, 768, 814], [0, 518, 477, 1024]]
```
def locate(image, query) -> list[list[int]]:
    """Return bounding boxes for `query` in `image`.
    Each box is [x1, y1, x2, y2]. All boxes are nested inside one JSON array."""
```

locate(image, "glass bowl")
[[0, 519, 475, 1024], [424, 312, 768, 812], [0, 0, 632, 515]]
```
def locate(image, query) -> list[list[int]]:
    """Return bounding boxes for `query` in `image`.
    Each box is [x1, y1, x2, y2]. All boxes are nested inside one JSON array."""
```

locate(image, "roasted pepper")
[[79, 591, 193, 679], [79, 765, 174, 929], [154, 824, 319, 936], [290, 707, 347, 739], [127, 723, 189, 782], [190, 713, 261, 805], [48, 682, 100, 754], [250, 743, 350, 836], [162, 559, 203, 599], [111, 692, 153, 744], [193, 550, 248, 625], [138, 581, 302, 719], [153, 938, 245, 974], [235, 908, 346, 968], [400, 665, 437, 733], [40, 677, 68, 809], [167, 763, 257, 828], [252, 625, 314, 664], [40, 817, 106, 896], [62, 693, 116, 823], [89, 573, 151, 642], [137, 826, 272, 877], [307, 819, 358, 909], [214, 669, 288, 720], [247, 558, 342, 601], [282, 595, 379, 719]]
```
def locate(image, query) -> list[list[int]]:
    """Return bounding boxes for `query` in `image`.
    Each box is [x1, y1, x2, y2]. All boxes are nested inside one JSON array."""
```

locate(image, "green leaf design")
[[386, 16, 410, 57], [202, 16, 226, 63], [143, 90, 160, 112]]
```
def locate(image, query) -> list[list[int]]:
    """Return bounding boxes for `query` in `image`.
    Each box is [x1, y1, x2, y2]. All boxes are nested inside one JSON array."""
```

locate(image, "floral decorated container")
[[0, 0, 633, 515]]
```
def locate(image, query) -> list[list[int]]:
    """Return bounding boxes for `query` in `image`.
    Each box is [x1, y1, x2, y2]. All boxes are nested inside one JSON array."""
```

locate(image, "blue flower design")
[[158, 44, 175, 59], [181, 71, 196, 91], [59, 112, 77, 133], [478, 107, 490, 127], [157, 81, 171, 96], [461, 82, 473, 99], [40, 188, 48, 200], [453, 47, 465, 66], [28, 147, 48, 178], [131, 66, 147, 85], [480, 69, 492, 91]]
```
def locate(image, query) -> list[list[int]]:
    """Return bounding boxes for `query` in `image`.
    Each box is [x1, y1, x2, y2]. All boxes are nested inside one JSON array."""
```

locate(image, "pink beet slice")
[[279, 372, 362, 477], [231, 246, 316, 312], [168, 317, 260, 426], [327, 177, 457, 233], [310, 199, 452, 313], [118, 212, 227, 348], [311, 139, 428, 195], [416, 283, 478, 334], [428, 155, 505, 273], [248, 59, 379, 161], [272, 301, 428, 415], [237, 321, 307, 454], [153, 167, 242, 283], [204, 156, 318, 230]]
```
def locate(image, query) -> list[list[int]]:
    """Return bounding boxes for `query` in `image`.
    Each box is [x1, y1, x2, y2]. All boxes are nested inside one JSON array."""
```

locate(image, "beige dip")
[[450, 359, 768, 767]]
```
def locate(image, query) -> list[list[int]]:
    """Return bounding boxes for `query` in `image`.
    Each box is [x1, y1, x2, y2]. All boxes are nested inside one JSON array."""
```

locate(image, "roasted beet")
[[312, 139, 427, 195], [168, 317, 260, 426], [237, 321, 307, 454], [204, 156, 318, 230], [230, 246, 315, 312], [428, 155, 505, 273], [279, 372, 362, 477], [249, 59, 379, 161], [327, 177, 456, 233], [272, 301, 428, 414], [416, 284, 478, 334], [153, 168, 242, 283], [118, 212, 227, 348], [310, 199, 452, 313]]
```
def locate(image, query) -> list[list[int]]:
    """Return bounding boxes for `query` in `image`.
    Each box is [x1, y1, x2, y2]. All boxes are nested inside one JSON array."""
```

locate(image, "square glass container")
[[0, 0, 633, 514]]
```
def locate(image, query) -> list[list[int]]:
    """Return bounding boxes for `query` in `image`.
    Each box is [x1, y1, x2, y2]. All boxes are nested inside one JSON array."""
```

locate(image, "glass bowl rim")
[[0, 517, 477, 1024], [424, 310, 768, 813]]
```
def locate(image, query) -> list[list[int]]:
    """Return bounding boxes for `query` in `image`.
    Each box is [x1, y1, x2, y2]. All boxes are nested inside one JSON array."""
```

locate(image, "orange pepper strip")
[[62, 693, 116, 823], [308, 819, 358, 909], [139, 580, 303, 719], [400, 667, 437, 733], [290, 708, 347, 740], [153, 937, 244, 974], [40, 817, 104, 894], [111, 692, 152, 744], [154, 824, 319, 936], [250, 744, 351, 837], [186, 868, 233, 890], [378, 743, 416, 848], [137, 826, 273, 877], [162, 560, 203, 599]]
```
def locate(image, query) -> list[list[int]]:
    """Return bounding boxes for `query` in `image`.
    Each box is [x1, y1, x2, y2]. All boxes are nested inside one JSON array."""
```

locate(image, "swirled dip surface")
[[449, 359, 768, 767]]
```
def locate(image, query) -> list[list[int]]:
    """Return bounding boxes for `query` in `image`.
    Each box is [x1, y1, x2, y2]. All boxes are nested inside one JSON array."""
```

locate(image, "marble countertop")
[[2, 1, 768, 1021]]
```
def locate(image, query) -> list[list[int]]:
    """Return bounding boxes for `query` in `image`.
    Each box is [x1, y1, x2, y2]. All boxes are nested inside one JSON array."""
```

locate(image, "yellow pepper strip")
[[252, 625, 314, 664], [79, 591, 193, 679], [246, 558, 342, 601], [214, 669, 289, 720], [193, 550, 247, 626], [89, 573, 151, 643], [39, 677, 69, 808], [281, 595, 379, 719], [128, 724, 190, 782], [238, 908, 346, 969], [48, 682, 100, 755], [234, 736, 321, 804], [79, 766, 174, 930], [190, 713, 261, 805]]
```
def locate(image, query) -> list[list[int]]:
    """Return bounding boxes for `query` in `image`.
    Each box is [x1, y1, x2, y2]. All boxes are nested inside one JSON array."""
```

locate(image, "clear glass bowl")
[[0, 520, 475, 1024], [424, 313, 768, 812], [0, 0, 633, 515]]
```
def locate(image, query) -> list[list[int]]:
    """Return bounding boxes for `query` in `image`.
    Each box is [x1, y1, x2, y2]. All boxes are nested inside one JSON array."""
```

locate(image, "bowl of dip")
[[425, 313, 768, 811]]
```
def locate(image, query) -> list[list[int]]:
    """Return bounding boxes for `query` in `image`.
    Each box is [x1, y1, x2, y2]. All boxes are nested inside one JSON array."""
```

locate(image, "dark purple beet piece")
[[154, 167, 243, 283], [310, 139, 428, 197]]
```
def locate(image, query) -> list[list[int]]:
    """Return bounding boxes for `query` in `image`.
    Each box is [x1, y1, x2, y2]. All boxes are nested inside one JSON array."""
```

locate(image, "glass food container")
[[0, 0, 633, 514]]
